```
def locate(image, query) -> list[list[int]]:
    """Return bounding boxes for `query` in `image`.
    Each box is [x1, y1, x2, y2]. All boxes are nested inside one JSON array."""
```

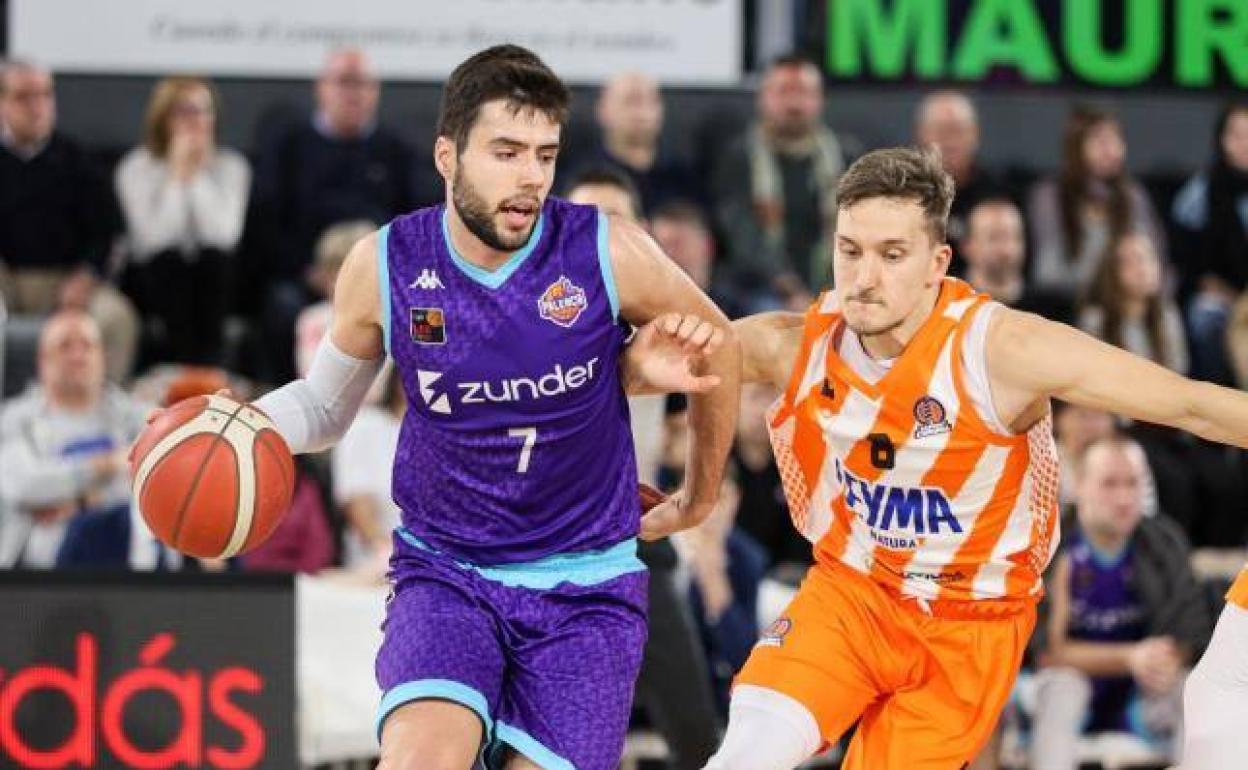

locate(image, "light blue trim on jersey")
[[494, 721, 575, 770], [596, 210, 620, 322], [1087, 541, 1130, 570], [377, 223, 392, 355], [375, 678, 492, 742], [441, 208, 545, 290], [396, 529, 644, 589]]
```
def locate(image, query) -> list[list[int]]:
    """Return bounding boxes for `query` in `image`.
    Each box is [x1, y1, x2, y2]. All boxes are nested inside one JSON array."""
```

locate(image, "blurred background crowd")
[[2, 2, 1246, 768]]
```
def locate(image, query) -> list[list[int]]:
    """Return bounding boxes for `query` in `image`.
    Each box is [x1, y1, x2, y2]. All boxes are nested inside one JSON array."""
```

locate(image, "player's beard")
[[452, 167, 535, 252]]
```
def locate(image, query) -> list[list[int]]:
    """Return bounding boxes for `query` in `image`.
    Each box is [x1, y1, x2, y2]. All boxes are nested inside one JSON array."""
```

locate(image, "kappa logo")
[[409, 269, 445, 290], [537, 276, 588, 328]]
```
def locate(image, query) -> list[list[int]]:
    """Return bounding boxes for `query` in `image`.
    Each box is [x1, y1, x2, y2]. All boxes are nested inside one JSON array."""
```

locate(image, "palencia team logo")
[[537, 276, 588, 328]]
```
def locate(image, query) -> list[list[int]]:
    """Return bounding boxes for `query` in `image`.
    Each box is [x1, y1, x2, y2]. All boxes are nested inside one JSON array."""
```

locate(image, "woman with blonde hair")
[[116, 76, 250, 366]]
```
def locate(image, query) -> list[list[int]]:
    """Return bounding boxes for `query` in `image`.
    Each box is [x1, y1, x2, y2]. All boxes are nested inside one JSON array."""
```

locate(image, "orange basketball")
[[129, 394, 295, 559], [640, 483, 667, 513]]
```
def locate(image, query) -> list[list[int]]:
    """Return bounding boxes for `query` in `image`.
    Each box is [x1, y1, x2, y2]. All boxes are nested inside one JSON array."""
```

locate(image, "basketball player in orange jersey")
[[696, 146, 1248, 770]]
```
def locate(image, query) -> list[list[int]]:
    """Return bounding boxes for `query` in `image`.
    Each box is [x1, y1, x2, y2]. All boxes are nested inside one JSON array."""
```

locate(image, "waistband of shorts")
[[817, 558, 1039, 621], [395, 528, 646, 589]]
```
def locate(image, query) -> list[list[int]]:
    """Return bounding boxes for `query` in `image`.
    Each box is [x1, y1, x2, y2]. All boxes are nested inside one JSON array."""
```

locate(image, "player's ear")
[[930, 239, 952, 283], [434, 136, 456, 182]]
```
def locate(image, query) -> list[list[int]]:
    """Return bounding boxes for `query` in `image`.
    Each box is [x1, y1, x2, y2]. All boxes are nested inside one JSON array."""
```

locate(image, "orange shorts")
[[736, 560, 1036, 770], [1227, 567, 1248, 609]]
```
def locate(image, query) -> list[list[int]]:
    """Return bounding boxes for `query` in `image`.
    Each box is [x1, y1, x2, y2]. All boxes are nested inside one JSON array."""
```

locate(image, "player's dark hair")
[[437, 44, 571, 152], [836, 146, 955, 243]]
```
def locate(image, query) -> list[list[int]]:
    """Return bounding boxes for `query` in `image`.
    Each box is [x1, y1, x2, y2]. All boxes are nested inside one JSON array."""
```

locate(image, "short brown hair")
[[836, 146, 955, 242], [437, 45, 570, 151], [144, 76, 219, 158]]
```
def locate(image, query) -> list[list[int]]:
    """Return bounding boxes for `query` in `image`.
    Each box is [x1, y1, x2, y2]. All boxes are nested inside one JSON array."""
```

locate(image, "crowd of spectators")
[[2, 48, 1244, 768]]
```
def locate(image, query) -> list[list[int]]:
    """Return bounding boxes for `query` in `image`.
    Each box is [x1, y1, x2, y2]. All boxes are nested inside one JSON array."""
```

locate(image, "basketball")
[[640, 483, 667, 513], [129, 393, 295, 559]]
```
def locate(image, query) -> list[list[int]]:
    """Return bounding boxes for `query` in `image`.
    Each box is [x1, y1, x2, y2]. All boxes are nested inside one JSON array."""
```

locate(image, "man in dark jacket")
[[251, 48, 422, 382], [1027, 434, 1211, 770]]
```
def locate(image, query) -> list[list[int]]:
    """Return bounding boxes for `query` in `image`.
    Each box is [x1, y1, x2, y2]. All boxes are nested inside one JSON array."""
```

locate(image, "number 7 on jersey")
[[508, 427, 537, 473]]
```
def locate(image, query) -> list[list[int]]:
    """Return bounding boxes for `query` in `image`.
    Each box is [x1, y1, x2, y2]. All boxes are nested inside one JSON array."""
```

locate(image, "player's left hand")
[[639, 486, 714, 541], [623, 313, 725, 396]]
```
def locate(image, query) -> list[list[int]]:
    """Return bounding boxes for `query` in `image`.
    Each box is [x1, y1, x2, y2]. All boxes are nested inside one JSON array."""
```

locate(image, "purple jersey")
[[379, 198, 638, 565], [1067, 533, 1145, 732]]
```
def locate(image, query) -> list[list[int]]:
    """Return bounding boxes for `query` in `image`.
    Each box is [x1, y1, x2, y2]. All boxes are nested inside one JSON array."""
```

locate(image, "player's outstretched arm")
[[989, 308, 1248, 447], [608, 214, 740, 539], [252, 232, 386, 454], [733, 312, 805, 390]]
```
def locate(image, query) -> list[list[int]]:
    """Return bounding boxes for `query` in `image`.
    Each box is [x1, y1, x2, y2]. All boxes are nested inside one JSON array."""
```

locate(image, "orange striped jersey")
[[1227, 567, 1248, 609], [768, 278, 1061, 612]]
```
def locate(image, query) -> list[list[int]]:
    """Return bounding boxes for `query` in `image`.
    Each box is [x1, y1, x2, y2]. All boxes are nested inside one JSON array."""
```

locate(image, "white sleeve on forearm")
[[253, 337, 384, 454]]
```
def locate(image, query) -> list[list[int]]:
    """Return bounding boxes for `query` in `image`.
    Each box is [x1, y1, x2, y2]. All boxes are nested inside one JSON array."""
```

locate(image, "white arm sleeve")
[[253, 336, 384, 454]]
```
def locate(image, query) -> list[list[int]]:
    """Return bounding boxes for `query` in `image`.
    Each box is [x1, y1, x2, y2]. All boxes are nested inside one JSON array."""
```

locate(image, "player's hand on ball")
[[639, 484, 715, 541], [624, 313, 725, 396]]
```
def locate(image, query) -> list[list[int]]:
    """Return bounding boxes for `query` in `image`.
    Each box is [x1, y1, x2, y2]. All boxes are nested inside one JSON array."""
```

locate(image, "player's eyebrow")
[[488, 137, 560, 153], [837, 234, 910, 247]]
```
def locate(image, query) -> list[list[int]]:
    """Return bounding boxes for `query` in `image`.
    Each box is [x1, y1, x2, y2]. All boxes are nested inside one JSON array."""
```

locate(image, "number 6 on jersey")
[[508, 426, 537, 473]]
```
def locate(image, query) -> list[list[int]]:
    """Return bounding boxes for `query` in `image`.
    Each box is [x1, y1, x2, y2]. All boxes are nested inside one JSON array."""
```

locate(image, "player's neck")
[[445, 204, 514, 272], [858, 287, 941, 361]]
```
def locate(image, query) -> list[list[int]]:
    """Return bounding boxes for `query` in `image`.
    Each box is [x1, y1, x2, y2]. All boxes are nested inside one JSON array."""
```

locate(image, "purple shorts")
[[376, 532, 648, 770]]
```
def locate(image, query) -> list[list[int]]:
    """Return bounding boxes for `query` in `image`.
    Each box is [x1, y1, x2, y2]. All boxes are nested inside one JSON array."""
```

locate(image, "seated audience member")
[[712, 54, 843, 302], [1079, 233, 1187, 374], [239, 453, 336, 575], [961, 197, 1072, 324], [731, 382, 807, 578], [0, 59, 138, 382], [1172, 101, 1248, 384], [1027, 435, 1210, 770], [116, 76, 250, 367], [253, 48, 421, 383], [661, 399, 768, 715], [332, 370, 403, 572], [650, 200, 745, 319], [565, 167, 721, 768], [569, 71, 702, 214], [1052, 401, 1117, 510], [0, 312, 146, 569], [1076, 233, 1248, 540], [295, 219, 377, 378], [1028, 106, 1166, 303], [913, 90, 1010, 274]]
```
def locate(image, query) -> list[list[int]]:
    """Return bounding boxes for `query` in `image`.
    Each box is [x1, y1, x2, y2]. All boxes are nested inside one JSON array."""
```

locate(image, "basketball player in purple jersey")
[[247, 45, 741, 770]]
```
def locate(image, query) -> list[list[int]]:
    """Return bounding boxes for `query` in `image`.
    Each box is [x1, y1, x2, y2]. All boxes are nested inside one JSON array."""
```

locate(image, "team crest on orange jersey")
[[537, 276, 588, 328], [913, 395, 952, 439], [758, 617, 793, 647]]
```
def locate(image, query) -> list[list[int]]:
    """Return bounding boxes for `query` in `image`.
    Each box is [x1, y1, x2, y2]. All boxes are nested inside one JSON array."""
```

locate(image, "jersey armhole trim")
[[377, 223, 392, 357], [961, 301, 1015, 437], [596, 210, 621, 322]]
